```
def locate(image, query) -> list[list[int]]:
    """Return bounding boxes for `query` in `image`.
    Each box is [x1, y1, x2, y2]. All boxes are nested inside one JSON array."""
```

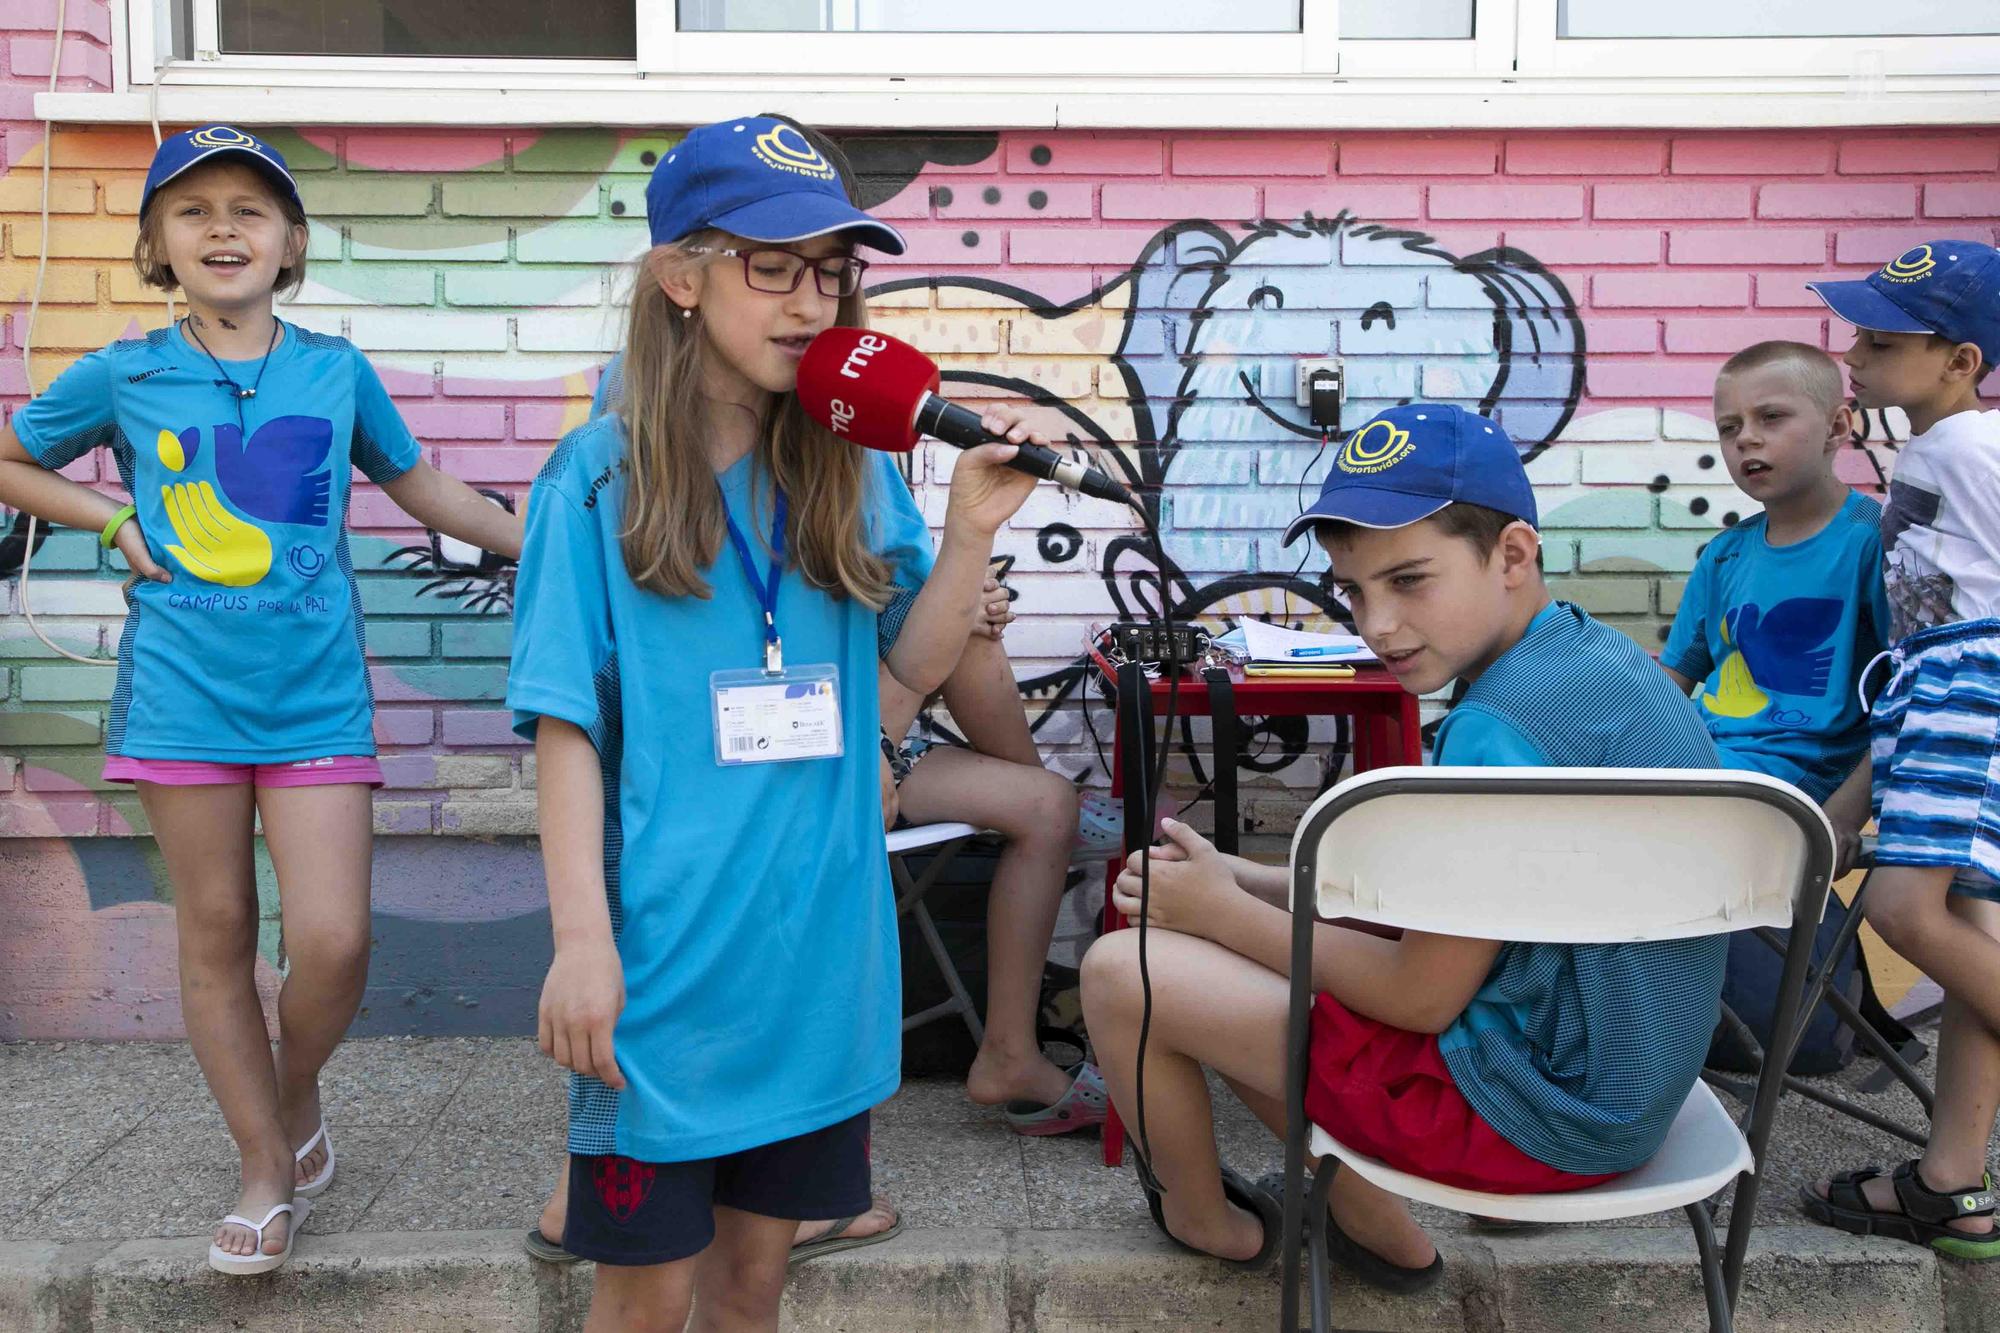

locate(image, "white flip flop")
[[293, 1122, 336, 1198], [206, 1197, 311, 1276]]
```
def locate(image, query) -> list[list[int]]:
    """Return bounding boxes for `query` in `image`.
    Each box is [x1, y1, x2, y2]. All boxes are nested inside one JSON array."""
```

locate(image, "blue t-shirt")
[[509, 415, 934, 1162], [1661, 492, 1887, 803], [1429, 602, 1728, 1177], [11, 323, 420, 761]]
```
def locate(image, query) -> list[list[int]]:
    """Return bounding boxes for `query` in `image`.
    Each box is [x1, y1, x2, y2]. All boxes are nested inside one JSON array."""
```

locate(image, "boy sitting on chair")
[[1661, 340, 1887, 870], [1079, 404, 1727, 1292]]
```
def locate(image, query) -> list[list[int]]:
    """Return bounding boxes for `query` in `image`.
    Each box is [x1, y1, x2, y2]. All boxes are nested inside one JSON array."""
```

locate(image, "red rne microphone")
[[796, 327, 1135, 506]]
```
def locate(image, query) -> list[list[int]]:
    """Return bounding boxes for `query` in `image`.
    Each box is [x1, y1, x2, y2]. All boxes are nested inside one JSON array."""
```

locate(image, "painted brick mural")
[[0, 2, 1988, 1034]]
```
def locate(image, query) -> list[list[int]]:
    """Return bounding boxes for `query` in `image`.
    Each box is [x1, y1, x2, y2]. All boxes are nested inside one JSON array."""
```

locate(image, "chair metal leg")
[[910, 899, 984, 1046], [892, 838, 985, 1047], [1308, 1165, 1335, 1333], [1686, 1202, 1734, 1333], [1774, 1073, 1930, 1147], [1753, 875, 1935, 1119]]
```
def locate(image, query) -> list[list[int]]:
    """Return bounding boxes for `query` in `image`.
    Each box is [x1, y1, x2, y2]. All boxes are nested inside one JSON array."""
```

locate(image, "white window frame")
[[1513, 0, 2000, 78], [41, 0, 2000, 129]]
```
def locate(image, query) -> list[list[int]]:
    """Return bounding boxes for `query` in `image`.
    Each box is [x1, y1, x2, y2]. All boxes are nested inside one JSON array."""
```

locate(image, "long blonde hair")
[[616, 233, 896, 609]]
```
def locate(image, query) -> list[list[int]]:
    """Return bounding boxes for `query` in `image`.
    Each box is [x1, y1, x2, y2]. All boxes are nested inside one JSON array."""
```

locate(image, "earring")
[[681, 307, 694, 320]]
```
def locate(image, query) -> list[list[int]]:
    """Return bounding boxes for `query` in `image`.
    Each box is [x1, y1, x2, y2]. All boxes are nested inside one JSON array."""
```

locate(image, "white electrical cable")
[[15, 1, 173, 667], [14, 0, 107, 665]]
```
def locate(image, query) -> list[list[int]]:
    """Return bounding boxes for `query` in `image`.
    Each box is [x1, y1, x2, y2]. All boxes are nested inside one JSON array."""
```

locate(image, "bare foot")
[[1162, 1196, 1265, 1263], [279, 1080, 328, 1188], [213, 1155, 296, 1259], [795, 1196, 899, 1249], [537, 1170, 568, 1247], [1811, 1165, 1997, 1237], [1327, 1167, 1437, 1269], [965, 1047, 1075, 1109]]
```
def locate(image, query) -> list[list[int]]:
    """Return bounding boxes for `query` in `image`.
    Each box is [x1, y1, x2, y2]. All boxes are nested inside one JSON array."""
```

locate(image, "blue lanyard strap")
[[719, 483, 787, 672]]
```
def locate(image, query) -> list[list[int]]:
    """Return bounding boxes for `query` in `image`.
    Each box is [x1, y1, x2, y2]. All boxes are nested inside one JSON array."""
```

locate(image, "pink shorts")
[[102, 755, 385, 788]]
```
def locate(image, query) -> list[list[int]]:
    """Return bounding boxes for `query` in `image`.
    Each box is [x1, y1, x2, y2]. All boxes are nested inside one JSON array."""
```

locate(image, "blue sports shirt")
[[1430, 602, 1729, 1177], [509, 414, 933, 1161], [1662, 492, 1887, 802], [11, 322, 420, 761]]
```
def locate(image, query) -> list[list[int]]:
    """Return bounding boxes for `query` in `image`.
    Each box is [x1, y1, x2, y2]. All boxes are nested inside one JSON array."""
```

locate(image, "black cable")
[[1285, 429, 1334, 591], [1128, 496, 1178, 1187]]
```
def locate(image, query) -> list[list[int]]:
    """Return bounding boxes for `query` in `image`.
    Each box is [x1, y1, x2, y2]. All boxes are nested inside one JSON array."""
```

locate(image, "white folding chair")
[[1277, 767, 1835, 1333], [889, 821, 988, 1045]]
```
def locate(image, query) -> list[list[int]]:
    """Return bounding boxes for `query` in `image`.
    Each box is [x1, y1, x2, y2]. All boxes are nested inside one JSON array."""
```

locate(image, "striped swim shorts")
[[1867, 618, 2000, 902]]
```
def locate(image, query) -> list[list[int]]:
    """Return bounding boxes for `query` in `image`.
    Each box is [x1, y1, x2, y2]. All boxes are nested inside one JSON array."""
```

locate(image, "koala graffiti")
[[868, 211, 1585, 761]]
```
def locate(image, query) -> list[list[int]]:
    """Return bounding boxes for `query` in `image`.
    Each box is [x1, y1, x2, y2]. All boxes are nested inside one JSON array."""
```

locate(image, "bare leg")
[[540, 1156, 569, 1245], [140, 781, 294, 1258], [1865, 866, 2000, 1033], [260, 782, 374, 1186], [585, 1254, 695, 1333], [1079, 927, 1435, 1267], [940, 631, 1041, 767], [899, 746, 1080, 1109], [1817, 889, 2000, 1232], [689, 1206, 799, 1333]]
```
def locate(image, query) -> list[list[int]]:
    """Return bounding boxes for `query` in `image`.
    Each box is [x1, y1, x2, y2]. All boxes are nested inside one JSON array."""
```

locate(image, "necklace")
[[184, 316, 280, 429]]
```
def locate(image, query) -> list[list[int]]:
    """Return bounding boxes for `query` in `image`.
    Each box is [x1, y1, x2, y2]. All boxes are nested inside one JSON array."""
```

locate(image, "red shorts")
[[102, 755, 384, 788], [1305, 994, 1617, 1195]]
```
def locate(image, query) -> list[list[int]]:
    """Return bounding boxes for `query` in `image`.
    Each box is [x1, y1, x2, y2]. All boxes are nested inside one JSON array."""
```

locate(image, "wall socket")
[[1294, 358, 1344, 408]]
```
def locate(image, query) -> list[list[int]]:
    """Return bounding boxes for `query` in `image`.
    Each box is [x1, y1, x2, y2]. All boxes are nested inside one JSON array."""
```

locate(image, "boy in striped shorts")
[[1801, 241, 2000, 1261]]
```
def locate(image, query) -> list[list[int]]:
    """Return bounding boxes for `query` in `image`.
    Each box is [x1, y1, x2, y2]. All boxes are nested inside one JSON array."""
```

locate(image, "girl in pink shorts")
[[0, 127, 520, 1275]]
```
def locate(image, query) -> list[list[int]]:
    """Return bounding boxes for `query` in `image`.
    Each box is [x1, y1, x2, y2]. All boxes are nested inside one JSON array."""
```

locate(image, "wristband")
[[100, 504, 137, 549]]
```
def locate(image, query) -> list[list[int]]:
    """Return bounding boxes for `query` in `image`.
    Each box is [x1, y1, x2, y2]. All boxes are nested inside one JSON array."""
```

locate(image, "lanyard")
[[720, 483, 788, 674]]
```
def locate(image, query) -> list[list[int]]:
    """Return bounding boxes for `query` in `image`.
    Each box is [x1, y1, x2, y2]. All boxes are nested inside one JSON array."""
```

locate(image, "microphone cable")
[[1124, 489, 1178, 1195]]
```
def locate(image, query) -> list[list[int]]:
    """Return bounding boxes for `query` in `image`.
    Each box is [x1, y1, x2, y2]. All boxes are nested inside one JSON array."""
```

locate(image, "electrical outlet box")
[[1294, 358, 1344, 408]]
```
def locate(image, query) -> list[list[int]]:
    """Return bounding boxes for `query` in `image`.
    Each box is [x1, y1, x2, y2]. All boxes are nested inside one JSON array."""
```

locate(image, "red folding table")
[[1095, 663, 1423, 1167]]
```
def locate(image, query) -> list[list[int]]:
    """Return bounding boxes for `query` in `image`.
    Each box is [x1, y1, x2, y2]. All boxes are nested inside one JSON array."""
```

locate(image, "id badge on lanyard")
[[708, 484, 844, 766]]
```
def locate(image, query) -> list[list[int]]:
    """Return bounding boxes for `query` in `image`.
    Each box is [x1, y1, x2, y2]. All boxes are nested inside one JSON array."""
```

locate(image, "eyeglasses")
[[688, 246, 870, 298]]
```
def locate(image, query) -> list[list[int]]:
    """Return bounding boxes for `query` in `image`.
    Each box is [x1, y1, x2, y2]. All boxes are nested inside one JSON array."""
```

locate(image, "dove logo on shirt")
[[150, 415, 335, 588], [209, 416, 336, 528], [1700, 597, 1844, 720]]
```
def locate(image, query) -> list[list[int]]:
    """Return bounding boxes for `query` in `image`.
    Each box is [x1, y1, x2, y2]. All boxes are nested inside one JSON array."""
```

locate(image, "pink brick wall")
[[0, 2, 1991, 1037]]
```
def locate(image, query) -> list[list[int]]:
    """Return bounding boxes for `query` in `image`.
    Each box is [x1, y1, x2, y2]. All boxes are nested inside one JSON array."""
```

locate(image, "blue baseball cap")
[[644, 116, 905, 254], [1808, 240, 2000, 369], [1281, 403, 1536, 545], [141, 125, 302, 218]]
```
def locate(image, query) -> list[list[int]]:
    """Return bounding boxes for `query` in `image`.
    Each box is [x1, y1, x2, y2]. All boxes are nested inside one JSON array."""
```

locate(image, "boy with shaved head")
[[1661, 340, 1889, 864]]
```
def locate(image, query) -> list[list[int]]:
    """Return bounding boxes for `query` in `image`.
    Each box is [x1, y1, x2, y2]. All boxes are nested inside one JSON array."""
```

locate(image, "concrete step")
[[4, 1224, 1993, 1333]]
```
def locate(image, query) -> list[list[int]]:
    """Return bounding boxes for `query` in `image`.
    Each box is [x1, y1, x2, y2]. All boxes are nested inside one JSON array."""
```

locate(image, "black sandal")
[[1257, 1166, 1443, 1294], [522, 1227, 578, 1264], [1801, 1161, 2000, 1261], [1130, 1152, 1283, 1272]]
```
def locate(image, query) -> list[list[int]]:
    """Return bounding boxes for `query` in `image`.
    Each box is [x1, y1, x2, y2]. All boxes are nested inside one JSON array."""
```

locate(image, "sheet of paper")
[[1238, 618, 1378, 664]]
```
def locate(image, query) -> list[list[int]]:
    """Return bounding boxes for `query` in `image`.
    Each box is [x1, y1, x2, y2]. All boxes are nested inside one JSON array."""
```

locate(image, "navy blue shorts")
[[563, 1111, 873, 1267]]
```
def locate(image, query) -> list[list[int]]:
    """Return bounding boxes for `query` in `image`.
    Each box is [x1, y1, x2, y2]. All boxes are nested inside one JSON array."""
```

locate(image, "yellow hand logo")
[[155, 428, 272, 586], [161, 481, 273, 586], [1699, 617, 1768, 719], [1701, 649, 1770, 719]]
